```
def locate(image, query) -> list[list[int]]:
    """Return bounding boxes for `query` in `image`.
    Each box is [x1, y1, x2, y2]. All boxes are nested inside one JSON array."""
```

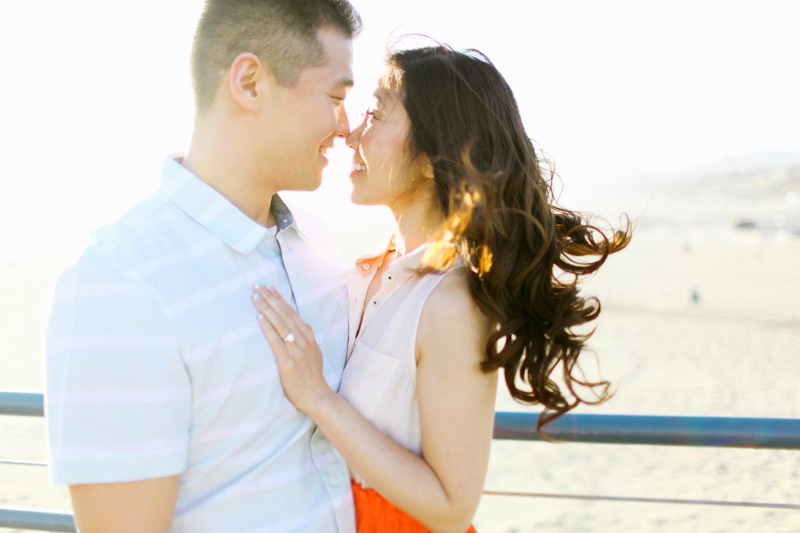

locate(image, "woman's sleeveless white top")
[[338, 240, 462, 486]]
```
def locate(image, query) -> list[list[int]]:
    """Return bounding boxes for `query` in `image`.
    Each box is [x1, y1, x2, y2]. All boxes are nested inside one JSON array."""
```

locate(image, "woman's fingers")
[[263, 286, 299, 317], [251, 285, 331, 414], [253, 285, 315, 345], [252, 292, 293, 341], [253, 297, 294, 361], [256, 313, 287, 355]]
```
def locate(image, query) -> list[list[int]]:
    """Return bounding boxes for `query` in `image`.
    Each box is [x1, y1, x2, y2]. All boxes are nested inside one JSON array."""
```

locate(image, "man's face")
[[263, 27, 354, 192]]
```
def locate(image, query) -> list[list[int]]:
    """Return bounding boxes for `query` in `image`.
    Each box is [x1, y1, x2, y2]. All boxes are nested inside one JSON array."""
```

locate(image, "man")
[[44, 1, 361, 531]]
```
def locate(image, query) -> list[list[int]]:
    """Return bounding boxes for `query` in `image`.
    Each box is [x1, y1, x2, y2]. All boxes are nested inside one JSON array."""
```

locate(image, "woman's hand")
[[252, 284, 334, 416]]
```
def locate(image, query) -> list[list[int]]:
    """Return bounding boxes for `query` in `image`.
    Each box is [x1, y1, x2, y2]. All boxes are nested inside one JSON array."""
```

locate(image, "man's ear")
[[228, 52, 270, 113]]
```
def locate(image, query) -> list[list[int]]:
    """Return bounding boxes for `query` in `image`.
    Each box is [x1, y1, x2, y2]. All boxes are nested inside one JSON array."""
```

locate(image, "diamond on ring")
[[283, 332, 295, 343]]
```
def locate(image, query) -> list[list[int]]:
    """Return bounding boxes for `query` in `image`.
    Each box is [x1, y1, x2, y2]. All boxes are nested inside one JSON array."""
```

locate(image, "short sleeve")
[[44, 257, 191, 485]]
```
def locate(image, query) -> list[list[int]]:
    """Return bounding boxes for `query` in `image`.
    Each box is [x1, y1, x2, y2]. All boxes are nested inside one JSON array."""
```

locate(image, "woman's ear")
[[420, 156, 435, 180], [228, 52, 269, 113]]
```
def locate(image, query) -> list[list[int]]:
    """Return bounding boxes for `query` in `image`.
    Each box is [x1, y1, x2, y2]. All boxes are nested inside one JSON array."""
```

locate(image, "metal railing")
[[494, 411, 800, 449], [2, 391, 800, 531], [0, 390, 42, 417]]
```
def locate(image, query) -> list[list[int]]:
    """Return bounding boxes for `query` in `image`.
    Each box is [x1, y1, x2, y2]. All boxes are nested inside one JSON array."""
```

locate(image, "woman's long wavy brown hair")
[[387, 45, 632, 433]]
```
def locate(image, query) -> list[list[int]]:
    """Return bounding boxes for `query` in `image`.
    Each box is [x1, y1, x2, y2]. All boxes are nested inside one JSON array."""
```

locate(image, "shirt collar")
[[271, 194, 309, 239], [354, 235, 432, 279], [354, 235, 395, 275], [388, 244, 433, 279], [159, 156, 303, 254]]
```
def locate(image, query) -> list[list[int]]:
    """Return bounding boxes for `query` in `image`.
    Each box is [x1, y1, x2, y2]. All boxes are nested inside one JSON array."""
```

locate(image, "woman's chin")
[[349, 190, 366, 205], [349, 191, 383, 207], [349, 194, 371, 206]]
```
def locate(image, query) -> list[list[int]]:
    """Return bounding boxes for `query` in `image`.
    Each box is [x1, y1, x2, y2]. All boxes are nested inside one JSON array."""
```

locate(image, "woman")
[[253, 45, 631, 532]]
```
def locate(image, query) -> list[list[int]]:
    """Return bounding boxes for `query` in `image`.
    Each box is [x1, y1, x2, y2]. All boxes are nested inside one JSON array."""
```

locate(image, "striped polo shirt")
[[44, 157, 354, 532]]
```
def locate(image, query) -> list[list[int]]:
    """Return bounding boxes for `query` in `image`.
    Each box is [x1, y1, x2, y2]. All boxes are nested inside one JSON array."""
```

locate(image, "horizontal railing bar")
[[482, 490, 800, 510], [0, 391, 44, 416], [0, 506, 76, 532], [1, 392, 799, 530], [495, 412, 800, 449], [3, 392, 800, 449], [0, 458, 47, 467]]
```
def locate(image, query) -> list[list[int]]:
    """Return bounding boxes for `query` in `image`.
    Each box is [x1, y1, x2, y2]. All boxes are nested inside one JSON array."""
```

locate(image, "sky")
[[1, 0, 799, 261]]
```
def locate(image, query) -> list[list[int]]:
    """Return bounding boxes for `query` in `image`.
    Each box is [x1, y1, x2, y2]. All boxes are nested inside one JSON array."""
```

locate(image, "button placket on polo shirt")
[[275, 227, 314, 331], [310, 428, 352, 532]]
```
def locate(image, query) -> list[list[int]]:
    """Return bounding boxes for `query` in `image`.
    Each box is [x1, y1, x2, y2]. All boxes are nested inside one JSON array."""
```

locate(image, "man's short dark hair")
[[191, 0, 362, 111]]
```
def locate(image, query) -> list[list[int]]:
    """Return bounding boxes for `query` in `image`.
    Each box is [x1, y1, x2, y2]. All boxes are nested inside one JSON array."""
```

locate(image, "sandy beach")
[[2, 202, 799, 531], [481, 226, 800, 532]]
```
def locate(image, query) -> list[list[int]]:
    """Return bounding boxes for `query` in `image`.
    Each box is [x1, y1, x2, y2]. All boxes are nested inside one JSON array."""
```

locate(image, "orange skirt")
[[352, 479, 477, 533]]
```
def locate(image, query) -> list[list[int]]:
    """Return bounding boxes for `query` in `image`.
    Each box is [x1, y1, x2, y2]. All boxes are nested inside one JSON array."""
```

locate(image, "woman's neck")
[[389, 193, 443, 257]]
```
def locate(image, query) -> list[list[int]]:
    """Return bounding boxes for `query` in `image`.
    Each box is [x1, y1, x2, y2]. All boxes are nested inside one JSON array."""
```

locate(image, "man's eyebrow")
[[333, 75, 355, 88]]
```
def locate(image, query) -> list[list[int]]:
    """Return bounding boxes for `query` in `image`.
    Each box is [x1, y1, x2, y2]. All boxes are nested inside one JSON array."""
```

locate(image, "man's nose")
[[335, 105, 350, 138]]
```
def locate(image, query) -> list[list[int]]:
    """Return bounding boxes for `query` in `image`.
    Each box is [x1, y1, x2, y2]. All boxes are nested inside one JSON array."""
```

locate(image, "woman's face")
[[346, 85, 427, 207]]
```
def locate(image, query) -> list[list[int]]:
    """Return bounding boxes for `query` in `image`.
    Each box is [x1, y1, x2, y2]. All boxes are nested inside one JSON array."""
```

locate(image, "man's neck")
[[183, 120, 277, 228]]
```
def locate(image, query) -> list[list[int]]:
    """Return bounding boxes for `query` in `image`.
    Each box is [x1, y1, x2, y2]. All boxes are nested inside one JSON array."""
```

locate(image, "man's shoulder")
[[75, 192, 184, 276]]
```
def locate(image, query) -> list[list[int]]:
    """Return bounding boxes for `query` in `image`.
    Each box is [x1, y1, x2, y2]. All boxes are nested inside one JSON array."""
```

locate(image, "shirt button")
[[361, 264, 370, 271], [373, 300, 378, 305], [330, 474, 340, 485], [387, 275, 393, 281]]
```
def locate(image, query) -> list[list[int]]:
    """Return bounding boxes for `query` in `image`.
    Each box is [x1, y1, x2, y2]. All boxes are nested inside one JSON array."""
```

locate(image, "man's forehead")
[[316, 27, 354, 80]]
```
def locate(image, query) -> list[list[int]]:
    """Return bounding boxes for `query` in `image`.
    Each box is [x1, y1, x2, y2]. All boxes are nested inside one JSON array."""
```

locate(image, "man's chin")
[[304, 175, 325, 191], [284, 176, 324, 193]]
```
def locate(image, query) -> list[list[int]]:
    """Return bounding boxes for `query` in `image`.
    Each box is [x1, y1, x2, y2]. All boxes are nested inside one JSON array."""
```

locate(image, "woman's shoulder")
[[427, 265, 471, 300], [417, 268, 491, 361]]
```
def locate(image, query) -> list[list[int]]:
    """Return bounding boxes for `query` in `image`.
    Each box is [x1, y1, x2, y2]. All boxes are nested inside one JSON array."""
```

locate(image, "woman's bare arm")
[[252, 275, 496, 532]]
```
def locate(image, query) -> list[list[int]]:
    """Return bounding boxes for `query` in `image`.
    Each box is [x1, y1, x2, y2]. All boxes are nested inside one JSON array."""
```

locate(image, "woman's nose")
[[346, 118, 366, 149]]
